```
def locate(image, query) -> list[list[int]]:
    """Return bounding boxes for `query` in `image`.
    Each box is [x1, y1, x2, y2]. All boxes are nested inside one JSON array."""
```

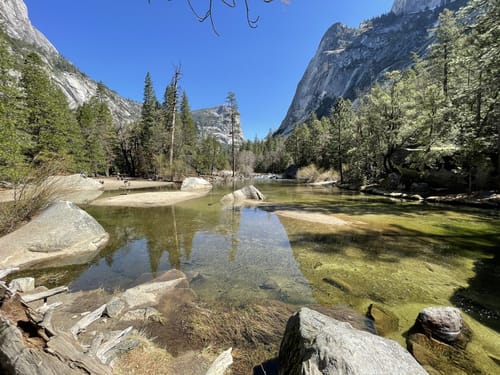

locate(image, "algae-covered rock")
[[368, 304, 399, 336]]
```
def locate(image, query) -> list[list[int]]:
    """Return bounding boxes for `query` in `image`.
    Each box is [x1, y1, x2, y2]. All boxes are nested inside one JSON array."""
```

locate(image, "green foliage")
[[0, 37, 29, 181], [194, 135, 228, 175]]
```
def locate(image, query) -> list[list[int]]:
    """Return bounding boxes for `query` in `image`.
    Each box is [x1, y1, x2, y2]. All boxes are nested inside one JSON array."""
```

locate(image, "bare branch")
[[149, 0, 278, 36]]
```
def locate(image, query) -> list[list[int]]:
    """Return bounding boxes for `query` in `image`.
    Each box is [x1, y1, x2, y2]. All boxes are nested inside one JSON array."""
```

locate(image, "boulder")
[[180, 177, 212, 192], [220, 185, 265, 205], [8, 277, 35, 293], [278, 307, 427, 375], [48, 174, 104, 204], [416, 306, 464, 344], [0, 201, 109, 269], [120, 269, 189, 309]]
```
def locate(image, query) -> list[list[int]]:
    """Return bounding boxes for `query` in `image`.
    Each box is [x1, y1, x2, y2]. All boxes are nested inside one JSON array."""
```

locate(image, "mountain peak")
[[391, 0, 457, 15]]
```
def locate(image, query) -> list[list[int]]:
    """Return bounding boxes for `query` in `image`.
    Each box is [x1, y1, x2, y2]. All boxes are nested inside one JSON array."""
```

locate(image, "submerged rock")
[[278, 307, 427, 375], [368, 303, 399, 336]]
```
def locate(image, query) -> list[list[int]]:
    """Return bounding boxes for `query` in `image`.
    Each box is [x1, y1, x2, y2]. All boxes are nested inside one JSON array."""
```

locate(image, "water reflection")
[[72, 200, 314, 305]]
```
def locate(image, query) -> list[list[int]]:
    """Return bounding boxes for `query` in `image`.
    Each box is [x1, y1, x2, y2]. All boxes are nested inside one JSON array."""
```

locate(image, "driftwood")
[[0, 269, 143, 375], [22, 286, 69, 303], [0, 267, 19, 280], [206, 347, 233, 375], [46, 333, 112, 375], [95, 326, 134, 364], [70, 303, 106, 338]]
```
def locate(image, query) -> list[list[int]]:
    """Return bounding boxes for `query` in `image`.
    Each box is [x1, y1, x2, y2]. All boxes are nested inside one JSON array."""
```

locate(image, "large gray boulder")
[[0, 201, 109, 269], [180, 177, 212, 192], [47, 174, 104, 204], [279, 307, 427, 375], [220, 185, 265, 205]]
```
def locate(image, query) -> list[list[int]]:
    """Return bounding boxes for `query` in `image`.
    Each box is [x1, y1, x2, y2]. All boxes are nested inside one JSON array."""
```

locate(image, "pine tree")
[[139, 72, 160, 176], [0, 37, 28, 181], [329, 98, 355, 183], [21, 52, 83, 171], [179, 91, 197, 167], [226, 91, 239, 178]]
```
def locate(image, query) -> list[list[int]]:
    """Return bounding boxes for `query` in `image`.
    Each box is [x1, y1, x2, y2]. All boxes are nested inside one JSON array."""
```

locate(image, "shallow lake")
[[28, 181, 500, 364]]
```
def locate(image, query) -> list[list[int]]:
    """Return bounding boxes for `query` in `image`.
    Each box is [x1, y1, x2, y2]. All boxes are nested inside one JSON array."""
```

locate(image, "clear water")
[[27, 181, 500, 368]]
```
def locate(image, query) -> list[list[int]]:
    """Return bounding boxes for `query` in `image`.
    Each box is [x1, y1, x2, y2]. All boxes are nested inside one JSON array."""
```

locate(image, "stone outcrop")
[[0, 201, 109, 269], [277, 0, 465, 136], [191, 105, 244, 146], [278, 307, 427, 375], [180, 177, 212, 192]]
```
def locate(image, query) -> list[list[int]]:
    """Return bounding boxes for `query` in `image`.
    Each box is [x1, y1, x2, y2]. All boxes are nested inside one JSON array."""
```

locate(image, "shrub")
[[0, 162, 64, 236]]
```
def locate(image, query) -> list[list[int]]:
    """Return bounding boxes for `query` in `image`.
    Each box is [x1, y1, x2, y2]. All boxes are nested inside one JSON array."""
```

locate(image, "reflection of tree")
[[229, 206, 239, 262]]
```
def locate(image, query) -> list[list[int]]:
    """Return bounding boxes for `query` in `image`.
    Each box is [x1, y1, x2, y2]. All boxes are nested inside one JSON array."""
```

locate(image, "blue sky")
[[24, 0, 394, 139]]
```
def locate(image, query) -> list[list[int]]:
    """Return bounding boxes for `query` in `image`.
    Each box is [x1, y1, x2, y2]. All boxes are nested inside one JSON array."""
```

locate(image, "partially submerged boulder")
[[220, 185, 265, 205], [416, 306, 464, 344], [278, 307, 427, 375], [0, 201, 109, 269], [180, 177, 212, 192]]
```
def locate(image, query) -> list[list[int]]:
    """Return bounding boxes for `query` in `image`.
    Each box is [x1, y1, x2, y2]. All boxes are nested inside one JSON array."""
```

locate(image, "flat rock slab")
[[0, 201, 109, 269], [90, 191, 205, 207]]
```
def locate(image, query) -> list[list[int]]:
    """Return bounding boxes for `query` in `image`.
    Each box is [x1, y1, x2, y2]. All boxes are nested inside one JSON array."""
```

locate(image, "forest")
[[0, 0, 498, 193]]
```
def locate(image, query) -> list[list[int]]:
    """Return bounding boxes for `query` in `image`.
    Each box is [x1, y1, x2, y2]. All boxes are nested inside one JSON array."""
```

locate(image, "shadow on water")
[[451, 252, 500, 333]]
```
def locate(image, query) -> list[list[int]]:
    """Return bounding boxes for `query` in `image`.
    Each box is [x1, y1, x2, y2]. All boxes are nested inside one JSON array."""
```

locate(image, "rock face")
[[180, 177, 212, 192], [0, 0, 141, 126], [277, 0, 464, 136], [391, 0, 457, 15], [192, 105, 244, 146], [278, 307, 427, 375], [0, 201, 109, 269]]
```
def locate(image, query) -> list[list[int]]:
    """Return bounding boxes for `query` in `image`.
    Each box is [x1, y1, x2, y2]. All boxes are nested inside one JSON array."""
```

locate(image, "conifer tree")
[[139, 72, 160, 176], [21, 52, 83, 170], [226, 91, 239, 177], [179, 91, 198, 167], [0, 38, 28, 181]]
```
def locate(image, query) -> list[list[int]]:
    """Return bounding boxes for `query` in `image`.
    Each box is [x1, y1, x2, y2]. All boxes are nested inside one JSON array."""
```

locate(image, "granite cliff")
[[192, 105, 244, 146], [0, 0, 244, 145], [277, 0, 463, 136], [0, 0, 141, 127]]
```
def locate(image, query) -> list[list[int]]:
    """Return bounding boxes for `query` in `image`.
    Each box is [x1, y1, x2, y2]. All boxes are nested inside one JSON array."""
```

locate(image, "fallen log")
[[0, 267, 20, 280], [95, 326, 134, 364], [46, 333, 112, 375], [22, 286, 69, 303], [70, 303, 106, 338]]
